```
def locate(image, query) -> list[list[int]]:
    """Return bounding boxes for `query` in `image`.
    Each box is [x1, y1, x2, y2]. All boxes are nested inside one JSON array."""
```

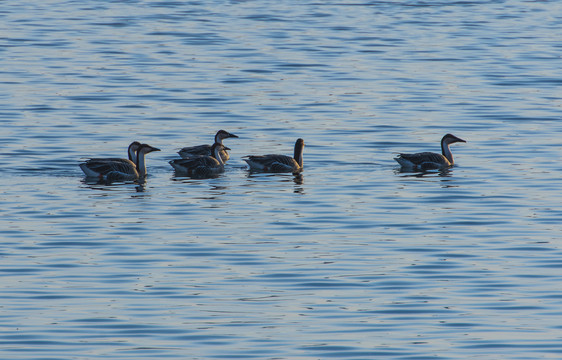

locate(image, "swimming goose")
[[178, 130, 238, 162], [80, 143, 160, 181], [243, 138, 305, 173], [170, 142, 230, 178], [394, 133, 466, 170]]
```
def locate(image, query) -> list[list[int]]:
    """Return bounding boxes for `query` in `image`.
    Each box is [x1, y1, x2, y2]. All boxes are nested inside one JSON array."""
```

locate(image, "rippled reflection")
[[395, 167, 453, 177]]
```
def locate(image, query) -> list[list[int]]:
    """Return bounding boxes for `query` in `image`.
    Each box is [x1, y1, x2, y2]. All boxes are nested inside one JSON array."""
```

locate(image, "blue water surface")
[[1, 1, 562, 359]]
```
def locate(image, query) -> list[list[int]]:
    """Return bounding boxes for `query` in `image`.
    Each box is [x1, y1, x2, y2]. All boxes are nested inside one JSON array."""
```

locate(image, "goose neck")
[[441, 140, 453, 164], [136, 151, 147, 176], [212, 145, 225, 166], [294, 141, 304, 167]]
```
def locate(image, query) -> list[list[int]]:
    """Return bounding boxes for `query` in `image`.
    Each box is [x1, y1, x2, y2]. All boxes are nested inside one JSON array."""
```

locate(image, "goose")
[[243, 138, 305, 173], [178, 130, 238, 162], [170, 142, 230, 178], [394, 133, 466, 170], [80, 143, 160, 181]]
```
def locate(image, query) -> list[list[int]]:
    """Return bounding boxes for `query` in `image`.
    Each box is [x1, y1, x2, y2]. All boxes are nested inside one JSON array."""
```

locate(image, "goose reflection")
[[293, 173, 304, 194], [244, 171, 305, 194], [395, 167, 453, 177], [81, 176, 148, 192]]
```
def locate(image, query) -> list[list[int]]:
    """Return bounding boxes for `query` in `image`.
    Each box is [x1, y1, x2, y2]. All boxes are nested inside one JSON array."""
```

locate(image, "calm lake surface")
[[1, 1, 562, 359]]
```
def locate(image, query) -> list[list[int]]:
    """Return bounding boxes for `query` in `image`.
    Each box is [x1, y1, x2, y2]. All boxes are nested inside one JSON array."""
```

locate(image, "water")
[[1, 0, 562, 359]]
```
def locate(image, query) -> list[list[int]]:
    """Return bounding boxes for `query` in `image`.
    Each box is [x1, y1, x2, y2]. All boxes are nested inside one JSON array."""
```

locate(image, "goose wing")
[[244, 154, 299, 172], [82, 159, 137, 176], [171, 156, 220, 168], [178, 144, 212, 158], [87, 157, 132, 164], [178, 145, 230, 162], [169, 156, 223, 177], [396, 152, 449, 167]]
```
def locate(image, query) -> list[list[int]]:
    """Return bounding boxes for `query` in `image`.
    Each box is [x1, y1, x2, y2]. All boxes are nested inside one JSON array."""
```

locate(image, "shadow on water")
[[81, 177, 147, 192], [394, 167, 453, 178], [170, 172, 223, 181]]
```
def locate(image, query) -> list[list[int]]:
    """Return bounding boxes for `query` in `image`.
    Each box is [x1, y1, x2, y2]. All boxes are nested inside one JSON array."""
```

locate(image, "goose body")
[[394, 134, 466, 171], [170, 143, 229, 178], [80, 143, 160, 181], [244, 138, 304, 173], [178, 130, 238, 162]]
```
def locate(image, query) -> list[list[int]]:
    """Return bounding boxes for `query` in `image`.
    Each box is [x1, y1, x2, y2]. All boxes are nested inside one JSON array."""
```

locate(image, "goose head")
[[215, 130, 239, 142], [138, 144, 161, 154], [442, 134, 466, 146]]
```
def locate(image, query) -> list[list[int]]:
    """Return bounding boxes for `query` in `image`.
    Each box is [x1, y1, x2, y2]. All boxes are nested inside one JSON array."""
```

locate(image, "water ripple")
[[1, 0, 562, 359]]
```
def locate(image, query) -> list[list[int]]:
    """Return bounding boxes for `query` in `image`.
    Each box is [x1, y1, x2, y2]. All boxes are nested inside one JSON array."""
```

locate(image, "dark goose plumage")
[[170, 142, 230, 178], [243, 138, 305, 173], [80, 143, 160, 181], [394, 133, 466, 170], [178, 130, 238, 162]]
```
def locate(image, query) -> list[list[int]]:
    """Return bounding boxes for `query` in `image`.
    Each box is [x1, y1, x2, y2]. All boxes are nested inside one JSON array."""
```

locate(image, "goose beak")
[[227, 133, 239, 139]]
